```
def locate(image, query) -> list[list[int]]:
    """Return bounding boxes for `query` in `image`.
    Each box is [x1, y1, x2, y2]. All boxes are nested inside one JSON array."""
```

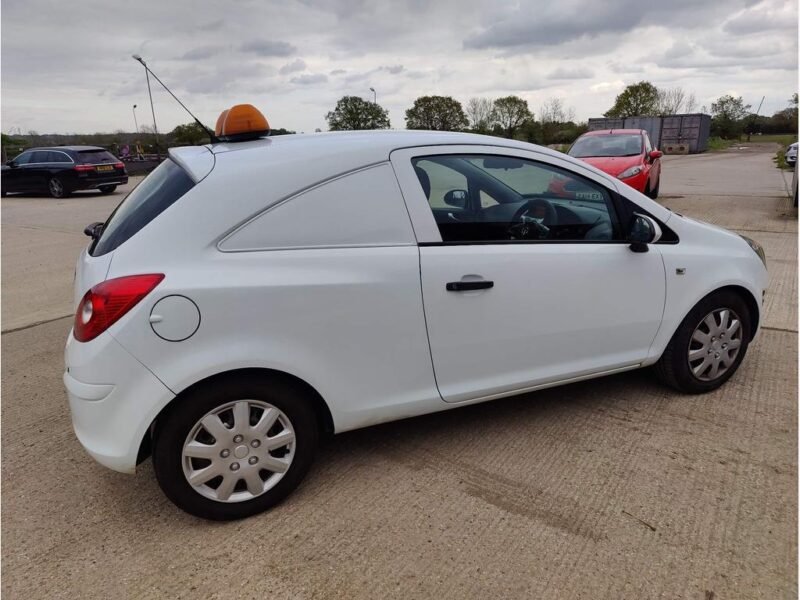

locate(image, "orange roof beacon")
[[215, 104, 270, 142]]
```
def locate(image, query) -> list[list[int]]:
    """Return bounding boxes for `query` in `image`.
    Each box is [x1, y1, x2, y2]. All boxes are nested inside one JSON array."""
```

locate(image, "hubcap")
[[49, 178, 63, 196], [182, 400, 296, 503], [687, 308, 743, 381]]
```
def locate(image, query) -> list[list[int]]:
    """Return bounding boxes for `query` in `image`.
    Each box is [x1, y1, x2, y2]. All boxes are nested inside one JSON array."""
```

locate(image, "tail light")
[[114, 162, 125, 169], [74, 164, 95, 172], [74, 274, 164, 342]]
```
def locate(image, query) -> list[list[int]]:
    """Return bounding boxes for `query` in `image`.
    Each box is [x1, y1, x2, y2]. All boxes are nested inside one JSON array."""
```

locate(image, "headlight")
[[618, 166, 643, 179], [740, 235, 767, 269]]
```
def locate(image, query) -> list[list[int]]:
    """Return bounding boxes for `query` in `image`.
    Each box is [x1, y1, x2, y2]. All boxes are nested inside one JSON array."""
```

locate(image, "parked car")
[[1, 146, 128, 198], [785, 142, 797, 166], [568, 129, 662, 198], [65, 106, 768, 520]]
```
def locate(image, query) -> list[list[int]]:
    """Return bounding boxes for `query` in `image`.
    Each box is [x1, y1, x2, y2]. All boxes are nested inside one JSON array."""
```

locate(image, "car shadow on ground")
[[102, 367, 672, 525]]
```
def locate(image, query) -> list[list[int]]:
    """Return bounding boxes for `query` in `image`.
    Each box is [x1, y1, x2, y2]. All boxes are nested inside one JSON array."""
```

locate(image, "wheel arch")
[[137, 367, 335, 465]]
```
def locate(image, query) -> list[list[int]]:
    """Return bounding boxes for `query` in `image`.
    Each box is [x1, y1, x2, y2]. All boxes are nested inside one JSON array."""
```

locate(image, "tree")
[[492, 96, 532, 138], [170, 122, 208, 146], [604, 81, 660, 117], [405, 96, 468, 131], [657, 87, 687, 114], [326, 96, 390, 130], [538, 98, 575, 124], [710, 95, 751, 139], [465, 97, 495, 133]]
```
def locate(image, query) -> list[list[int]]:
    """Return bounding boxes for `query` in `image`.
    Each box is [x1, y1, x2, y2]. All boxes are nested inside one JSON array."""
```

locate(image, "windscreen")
[[569, 134, 643, 158], [91, 159, 195, 256], [77, 150, 118, 164]]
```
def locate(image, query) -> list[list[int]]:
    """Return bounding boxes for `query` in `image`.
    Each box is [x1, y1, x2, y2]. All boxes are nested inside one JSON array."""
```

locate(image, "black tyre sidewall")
[[153, 376, 319, 521], [664, 291, 751, 393], [99, 185, 116, 194], [48, 177, 68, 198]]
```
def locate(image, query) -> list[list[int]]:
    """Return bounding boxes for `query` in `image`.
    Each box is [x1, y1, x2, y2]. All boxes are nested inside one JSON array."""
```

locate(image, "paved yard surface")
[[2, 145, 796, 599]]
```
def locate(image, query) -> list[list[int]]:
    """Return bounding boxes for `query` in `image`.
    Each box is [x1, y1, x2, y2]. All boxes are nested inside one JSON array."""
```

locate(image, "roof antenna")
[[131, 54, 219, 144]]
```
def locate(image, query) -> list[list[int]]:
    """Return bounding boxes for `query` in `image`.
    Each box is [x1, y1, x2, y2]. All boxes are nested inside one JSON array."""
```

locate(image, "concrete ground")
[[2, 145, 796, 599]]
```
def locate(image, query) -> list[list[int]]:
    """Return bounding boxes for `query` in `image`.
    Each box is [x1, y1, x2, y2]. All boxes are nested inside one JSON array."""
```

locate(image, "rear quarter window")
[[91, 159, 194, 256]]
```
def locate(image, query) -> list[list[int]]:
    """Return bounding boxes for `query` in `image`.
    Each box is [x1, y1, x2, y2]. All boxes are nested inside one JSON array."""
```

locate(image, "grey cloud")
[[547, 66, 594, 80], [198, 19, 224, 32], [379, 65, 405, 74], [290, 73, 328, 85], [280, 59, 307, 75], [179, 46, 224, 60], [240, 39, 296, 57], [723, 1, 796, 34], [330, 69, 347, 75]]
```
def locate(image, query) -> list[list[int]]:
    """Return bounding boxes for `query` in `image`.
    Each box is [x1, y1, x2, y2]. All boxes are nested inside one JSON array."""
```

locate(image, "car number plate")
[[96, 165, 113, 172]]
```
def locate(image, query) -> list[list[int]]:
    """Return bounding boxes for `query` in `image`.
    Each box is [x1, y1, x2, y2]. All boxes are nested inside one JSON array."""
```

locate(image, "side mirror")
[[6, 160, 16, 167], [83, 221, 104, 239], [443, 189, 468, 209], [627, 213, 662, 253], [649, 150, 663, 160]]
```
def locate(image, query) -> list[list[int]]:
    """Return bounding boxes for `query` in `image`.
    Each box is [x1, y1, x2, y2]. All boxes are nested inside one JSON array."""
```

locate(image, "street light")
[[132, 104, 139, 134], [369, 87, 376, 104], [132, 54, 161, 160]]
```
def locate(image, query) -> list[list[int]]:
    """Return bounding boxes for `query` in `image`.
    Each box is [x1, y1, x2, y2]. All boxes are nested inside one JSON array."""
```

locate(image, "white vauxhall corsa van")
[[65, 106, 768, 520]]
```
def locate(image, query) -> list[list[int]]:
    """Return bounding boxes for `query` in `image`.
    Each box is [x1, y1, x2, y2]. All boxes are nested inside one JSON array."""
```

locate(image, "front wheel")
[[48, 176, 70, 198], [98, 185, 117, 195], [153, 375, 319, 520], [654, 290, 751, 393], [648, 177, 660, 199]]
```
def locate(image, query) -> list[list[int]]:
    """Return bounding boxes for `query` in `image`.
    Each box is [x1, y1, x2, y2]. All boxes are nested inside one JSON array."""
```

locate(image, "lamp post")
[[132, 104, 139, 134], [369, 87, 376, 104], [132, 54, 161, 160]]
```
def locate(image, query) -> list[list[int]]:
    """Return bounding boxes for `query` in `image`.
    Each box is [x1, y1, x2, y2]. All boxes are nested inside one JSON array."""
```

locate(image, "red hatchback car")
[[568, 129, 662, 198]]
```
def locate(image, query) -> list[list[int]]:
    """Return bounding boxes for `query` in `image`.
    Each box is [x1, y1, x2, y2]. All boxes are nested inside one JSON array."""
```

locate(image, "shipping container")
[[659, 113, 711, 154], [586, 114, 711, 154]]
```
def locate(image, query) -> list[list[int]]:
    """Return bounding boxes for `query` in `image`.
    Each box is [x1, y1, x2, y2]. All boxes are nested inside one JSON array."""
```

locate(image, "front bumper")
[[64, 330, 174, 473]]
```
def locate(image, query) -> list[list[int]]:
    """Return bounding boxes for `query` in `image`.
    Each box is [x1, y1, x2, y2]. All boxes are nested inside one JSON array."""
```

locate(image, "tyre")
[[648, 177, 660, 199], [654, 290, 751, 393], [98, 185, 117, 195], [48, 176, 70, 198], [153, 374, 319, 520]]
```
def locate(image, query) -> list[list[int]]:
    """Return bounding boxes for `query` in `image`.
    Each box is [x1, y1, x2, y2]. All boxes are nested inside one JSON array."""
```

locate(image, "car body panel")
[[64, 130, 767, 474]]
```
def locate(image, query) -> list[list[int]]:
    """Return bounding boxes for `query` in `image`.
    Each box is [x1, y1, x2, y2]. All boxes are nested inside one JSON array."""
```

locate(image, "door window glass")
[[29, 151, 49, 163], [12, 152, 32, 165], [412, 154, 620, 243]]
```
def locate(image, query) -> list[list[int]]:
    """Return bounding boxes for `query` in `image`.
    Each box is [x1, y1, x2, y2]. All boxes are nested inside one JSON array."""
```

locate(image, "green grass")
[[747, 133, 798, 146], [707, 137, 734, 151]]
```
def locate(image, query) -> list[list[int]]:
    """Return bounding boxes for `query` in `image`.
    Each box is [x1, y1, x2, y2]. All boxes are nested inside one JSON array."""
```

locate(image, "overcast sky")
[[1, 0, 797, 135]]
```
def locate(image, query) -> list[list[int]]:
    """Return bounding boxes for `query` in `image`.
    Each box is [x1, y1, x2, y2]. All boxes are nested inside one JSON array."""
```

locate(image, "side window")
[[219, 163, 415, 251], [644, 134, 652, 154], [48, 151, 72, 164], [29, 151, 49, 163], [13, 152, 32, 165], [412, 154, 620, 243]]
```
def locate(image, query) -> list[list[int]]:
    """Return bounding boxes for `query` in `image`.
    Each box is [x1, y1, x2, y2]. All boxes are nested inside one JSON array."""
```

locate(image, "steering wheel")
[[508, 198, 558, 240]]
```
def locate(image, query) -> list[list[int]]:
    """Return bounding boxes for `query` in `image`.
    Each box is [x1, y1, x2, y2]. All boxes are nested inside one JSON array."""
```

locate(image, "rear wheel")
[[98, 185, 117, 195], [153, 374, 319, 520], [654, 290, 751, 393], [48, 176, 70, 198]]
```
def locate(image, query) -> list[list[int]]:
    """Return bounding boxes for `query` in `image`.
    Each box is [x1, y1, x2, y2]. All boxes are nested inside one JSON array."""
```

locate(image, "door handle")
[[446, 280, 494, 292]]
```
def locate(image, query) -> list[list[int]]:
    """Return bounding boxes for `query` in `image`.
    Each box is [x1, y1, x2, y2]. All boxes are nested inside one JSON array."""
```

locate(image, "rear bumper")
[[64, 330, 174, 473], [74, 175, 128, 190]]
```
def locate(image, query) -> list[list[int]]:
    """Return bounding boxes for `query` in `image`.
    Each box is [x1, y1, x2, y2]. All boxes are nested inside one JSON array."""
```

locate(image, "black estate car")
[[1, 146, 129, 198]]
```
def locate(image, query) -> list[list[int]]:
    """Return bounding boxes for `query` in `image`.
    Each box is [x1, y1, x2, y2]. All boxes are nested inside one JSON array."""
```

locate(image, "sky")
[[1, 0, 797, 135]]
